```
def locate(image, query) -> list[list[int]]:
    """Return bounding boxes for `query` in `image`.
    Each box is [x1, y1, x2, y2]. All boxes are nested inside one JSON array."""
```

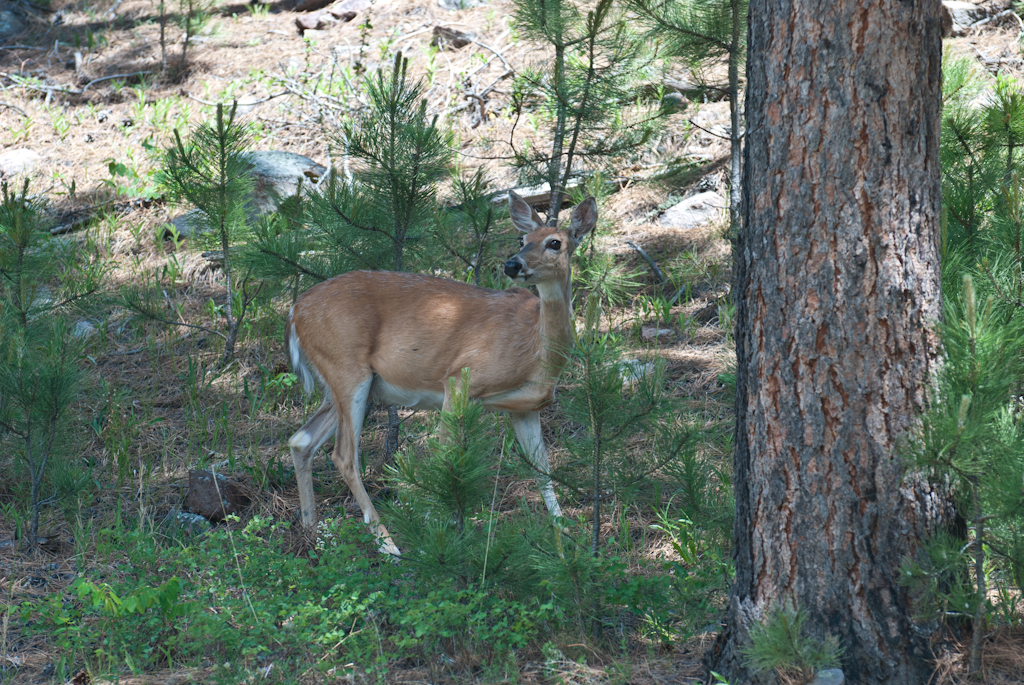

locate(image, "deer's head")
[[503, 190, 597, 286]]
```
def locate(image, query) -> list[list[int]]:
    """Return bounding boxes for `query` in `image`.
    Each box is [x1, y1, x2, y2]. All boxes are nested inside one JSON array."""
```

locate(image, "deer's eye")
[[547, 239, 562, 251], [519, 236, 525, 247]]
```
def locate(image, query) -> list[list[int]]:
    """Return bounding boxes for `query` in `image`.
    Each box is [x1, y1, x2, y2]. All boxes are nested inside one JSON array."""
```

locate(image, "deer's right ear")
[[508, 190, 544, 233], [569, 196, 598, 243]]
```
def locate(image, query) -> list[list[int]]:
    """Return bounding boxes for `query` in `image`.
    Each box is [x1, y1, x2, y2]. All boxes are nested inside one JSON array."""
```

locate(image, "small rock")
[[72, 320, 97, 339], [641, 325, 673, 341], [432, 25, 475, 49], [167, 209, 202, 239], [184, 469, 248, 523], [0, 149, 41, 178], [661, 91, 685, 111], [167, 151, 326, 237], [164, 508, 213, 537], [618, 359, 655, 387], [658, 191, 726, 229], [0, 9, 26, 39], [300, 28, 329, 40], [245, 150, 327, 212], [233, 96, 262, 116], [942, 1, 988, 35], [327, 8, 357, 21], [296, 12, 327, 31], [437, 0, 488, 9], [96, 109, 110, 123], [810, 669, 844, 685], [334, 0, 370, 10], [693, 301, 719, 324], [940, 3, 954, 37]]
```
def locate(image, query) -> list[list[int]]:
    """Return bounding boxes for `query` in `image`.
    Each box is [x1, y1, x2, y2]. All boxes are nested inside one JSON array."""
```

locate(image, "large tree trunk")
[[707, 2, 948, 683]]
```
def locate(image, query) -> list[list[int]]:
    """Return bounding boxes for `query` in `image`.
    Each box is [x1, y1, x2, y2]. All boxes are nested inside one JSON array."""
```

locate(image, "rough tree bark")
[[706, 1, 949, 683]]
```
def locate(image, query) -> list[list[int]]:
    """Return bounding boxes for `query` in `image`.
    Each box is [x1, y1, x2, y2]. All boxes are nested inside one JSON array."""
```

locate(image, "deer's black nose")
[[504, 259, 522, 277]]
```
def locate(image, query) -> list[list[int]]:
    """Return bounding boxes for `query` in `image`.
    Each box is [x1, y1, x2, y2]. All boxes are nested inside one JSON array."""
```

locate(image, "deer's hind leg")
[[329, 375, 400, 556], [289, 398, 338, 529]]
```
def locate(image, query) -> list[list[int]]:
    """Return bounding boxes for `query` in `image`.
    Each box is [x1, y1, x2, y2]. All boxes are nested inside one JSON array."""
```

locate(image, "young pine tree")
[[247, 52, 453, 288], [625, 0, 748, 232], [384, 369, 531, 591], [432, 167, 504, 287], [510, 0, 663, 224], [911, 60, 1024, 674], [0, 182, 97, 545], [554, 294, 695, 556], [128, 103, 259, 365], [906, 276, 1024, 674], [520, 295, 695, 637]]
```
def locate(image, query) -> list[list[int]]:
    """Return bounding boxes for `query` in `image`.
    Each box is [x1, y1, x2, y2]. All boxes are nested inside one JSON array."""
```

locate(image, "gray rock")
[[658, 191, 726, 229], [167, 151, 326, 238], [0, 149, 41, 178], [943, 1, 987, 35], [0, 8, 26, 39], [326, 5, 359, 21], [167, 209, 203, 239], [246, 150, 326, 211], [233, 96, 263, 116], [72, 320, 97, 339], [432, 26, 475, 49], [618, 359, 655, 387], [163, 508, 212, 537], [296, 13, 327, 31], [437, 0, 488, 9], [300, 28, 330, 40], [810, 669, 844, 685]]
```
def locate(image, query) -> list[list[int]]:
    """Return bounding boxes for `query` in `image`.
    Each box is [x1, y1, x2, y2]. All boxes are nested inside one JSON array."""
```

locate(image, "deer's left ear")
[[509, 190, 545, 233], [570, 197, 598, 244]]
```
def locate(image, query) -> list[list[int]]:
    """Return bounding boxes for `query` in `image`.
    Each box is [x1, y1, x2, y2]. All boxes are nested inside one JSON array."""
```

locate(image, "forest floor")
[[1, 0, 1024, 683]]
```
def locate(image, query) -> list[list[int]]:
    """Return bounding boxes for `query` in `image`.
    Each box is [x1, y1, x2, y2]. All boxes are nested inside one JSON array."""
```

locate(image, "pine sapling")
[[0, 182, 93, 545], [160, 103, 261, 364]]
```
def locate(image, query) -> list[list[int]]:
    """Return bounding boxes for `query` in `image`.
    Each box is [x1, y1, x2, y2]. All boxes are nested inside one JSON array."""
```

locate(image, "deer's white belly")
[[370, 377, 445, 410]]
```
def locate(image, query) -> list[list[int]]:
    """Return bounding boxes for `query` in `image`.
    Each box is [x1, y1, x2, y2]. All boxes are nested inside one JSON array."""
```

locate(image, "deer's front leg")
[[510, 411, 562, 518]]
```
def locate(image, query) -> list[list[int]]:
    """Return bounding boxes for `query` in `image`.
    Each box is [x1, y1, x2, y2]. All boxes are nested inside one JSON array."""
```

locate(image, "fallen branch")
[[626, 241, 665, 284], [82, 71, 152, 92], [0, 101, 27, 116], [183, 90, 289, 107], [0, 72, 81, 95], [970, 9, 1021, 32]]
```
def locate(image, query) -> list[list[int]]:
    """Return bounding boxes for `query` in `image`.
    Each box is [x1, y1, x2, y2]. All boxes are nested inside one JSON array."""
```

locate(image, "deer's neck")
[[535, 273, 574, 378]]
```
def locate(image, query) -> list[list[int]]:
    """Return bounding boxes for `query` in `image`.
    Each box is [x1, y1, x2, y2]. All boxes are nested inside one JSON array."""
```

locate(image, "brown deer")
[[285, 190, 596, 554]]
